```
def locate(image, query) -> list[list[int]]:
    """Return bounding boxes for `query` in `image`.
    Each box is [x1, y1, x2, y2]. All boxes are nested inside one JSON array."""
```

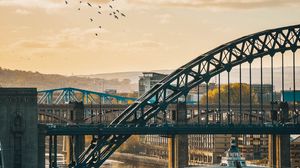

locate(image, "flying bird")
[[62, 0, 126, 38]]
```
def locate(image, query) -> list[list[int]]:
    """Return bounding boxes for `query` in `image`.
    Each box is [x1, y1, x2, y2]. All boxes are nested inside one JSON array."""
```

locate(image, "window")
[[246, 140, 250, 145]]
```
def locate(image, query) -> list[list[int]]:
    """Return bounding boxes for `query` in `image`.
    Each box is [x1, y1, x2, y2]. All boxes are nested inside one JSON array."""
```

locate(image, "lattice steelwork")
[[73, 24, 300, 167], [37, 87, 136, 105]]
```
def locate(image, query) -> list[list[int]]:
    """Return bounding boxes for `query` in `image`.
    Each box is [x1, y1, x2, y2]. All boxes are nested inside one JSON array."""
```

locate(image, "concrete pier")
[[268, 102, 291, 168], [38, 125, 46, 168], [269, 134, 291, 168], [71, 102, 85, 161], [168, 102, 188, 168], [64, 102, 85, 164]]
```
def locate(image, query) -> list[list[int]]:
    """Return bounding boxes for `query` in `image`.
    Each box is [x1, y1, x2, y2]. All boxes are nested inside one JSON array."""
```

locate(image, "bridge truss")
[[73, 24, 300, 167], [37, 87, 136, 105]]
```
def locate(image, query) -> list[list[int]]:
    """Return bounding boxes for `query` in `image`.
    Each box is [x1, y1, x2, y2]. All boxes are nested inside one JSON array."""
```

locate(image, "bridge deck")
[[41, 124, 300, 135]]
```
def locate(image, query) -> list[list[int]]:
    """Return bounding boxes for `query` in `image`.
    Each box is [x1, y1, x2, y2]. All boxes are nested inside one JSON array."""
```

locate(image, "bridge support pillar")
[[74, 135, 84, 162], [168, 135, 175, 168], [168, 102, 188, 168], [65, 136, 73, 165], [38, 127, 46, 168], [268, 102, 291, 168], [275, 135, 290, 168], [268, 134, 276, 168], [65, 102, 85, 164], [269, 134, 291, 168]]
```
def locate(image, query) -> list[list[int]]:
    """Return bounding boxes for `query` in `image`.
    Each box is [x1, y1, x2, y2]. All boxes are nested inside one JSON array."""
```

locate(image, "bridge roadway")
[[38, 103, 300, 124], [42, 123, 300, 135]]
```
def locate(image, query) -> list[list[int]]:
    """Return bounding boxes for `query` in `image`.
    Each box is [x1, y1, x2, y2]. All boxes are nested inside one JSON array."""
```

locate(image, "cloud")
[[0, 0, 117, 9], [9, 27, 111, 50], [15, 9, 31, 15], [127, 0, 300, 9], [13, 40, 50, 48], [85, 0, 111, 4], [127, 40, 163, 48], [157, 14, 172, 24], [0, 0, 63, 9]]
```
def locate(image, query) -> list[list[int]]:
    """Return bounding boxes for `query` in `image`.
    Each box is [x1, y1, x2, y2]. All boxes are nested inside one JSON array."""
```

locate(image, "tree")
[[200, 83, 258, 105]]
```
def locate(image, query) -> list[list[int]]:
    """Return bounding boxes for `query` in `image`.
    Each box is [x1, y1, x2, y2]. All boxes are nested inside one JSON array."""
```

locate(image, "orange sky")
[[0, 0, 300, 75]]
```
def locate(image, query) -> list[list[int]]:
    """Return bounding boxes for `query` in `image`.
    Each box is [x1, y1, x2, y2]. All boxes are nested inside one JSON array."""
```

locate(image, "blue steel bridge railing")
[[37, 87, 136, 105]]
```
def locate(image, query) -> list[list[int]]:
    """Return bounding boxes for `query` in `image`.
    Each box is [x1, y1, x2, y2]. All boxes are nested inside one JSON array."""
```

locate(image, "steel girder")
[[74, 24, 300, 167], [45, 124, 300, 136], [37, 87, 136, 105]]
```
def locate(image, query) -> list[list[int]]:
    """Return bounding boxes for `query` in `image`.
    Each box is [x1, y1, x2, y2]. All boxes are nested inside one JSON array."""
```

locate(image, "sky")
[[0, 0, 300, 75]]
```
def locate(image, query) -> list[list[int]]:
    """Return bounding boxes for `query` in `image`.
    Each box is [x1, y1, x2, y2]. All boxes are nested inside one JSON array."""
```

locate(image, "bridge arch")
[[76, 24, 300, 167]]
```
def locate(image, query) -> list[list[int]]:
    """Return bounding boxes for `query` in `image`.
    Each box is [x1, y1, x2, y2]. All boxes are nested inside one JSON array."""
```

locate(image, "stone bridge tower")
[[0, 88, 38, 168]]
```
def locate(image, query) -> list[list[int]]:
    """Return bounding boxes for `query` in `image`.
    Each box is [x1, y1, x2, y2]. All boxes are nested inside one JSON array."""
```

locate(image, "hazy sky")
[[0, 0, 300, 75]]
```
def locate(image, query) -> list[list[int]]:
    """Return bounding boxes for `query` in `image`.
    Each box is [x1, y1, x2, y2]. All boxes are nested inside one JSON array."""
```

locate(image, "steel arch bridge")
[[73, 24, 300, 167], [37, 87, 136, 105]]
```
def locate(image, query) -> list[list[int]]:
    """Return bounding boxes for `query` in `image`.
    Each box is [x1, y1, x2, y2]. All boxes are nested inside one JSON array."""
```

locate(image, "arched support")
[[74, 24, 300, 167]]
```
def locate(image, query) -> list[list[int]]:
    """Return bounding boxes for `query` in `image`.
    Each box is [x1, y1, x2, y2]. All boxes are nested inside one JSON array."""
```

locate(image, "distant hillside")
[[1, 66, 299, 93], [78, 70, 173, 83], [0, 68, 137, 92], [79, 67, 300, 91]]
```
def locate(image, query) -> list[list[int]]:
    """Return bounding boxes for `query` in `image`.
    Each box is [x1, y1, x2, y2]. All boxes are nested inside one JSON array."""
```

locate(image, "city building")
[[140, 134, 231, 164], [252, 84, 273, 94], [281, 90, 300, 103], [140, 135, 168, 159], [252, 84, 273, 104], [105, 89, 117, 95], [291, 136, 300, 167], [186, 83, 216, 103], [138, 72, 217, 103], [140, 134, 270, 165], [237, 135, 269, 160], [138, 72, 168, 96], [189, 134, 231, 164]]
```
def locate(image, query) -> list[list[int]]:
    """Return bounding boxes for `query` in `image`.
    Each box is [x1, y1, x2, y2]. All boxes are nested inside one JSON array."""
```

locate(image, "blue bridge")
[[38, 87, 136, 105]]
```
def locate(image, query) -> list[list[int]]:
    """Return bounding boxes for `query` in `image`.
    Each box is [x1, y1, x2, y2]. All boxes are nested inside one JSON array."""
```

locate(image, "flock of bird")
[[64, 0, 126, 36]]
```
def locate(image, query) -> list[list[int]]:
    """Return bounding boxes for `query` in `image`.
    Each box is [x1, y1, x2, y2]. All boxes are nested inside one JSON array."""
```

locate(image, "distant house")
[[138, 72, 168, 97], [105, 89, 117, 95], [252, 84, 273, 104]]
